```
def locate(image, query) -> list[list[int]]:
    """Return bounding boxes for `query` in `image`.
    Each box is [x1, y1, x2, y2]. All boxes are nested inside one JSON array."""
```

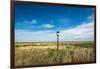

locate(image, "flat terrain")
[[15, 41, 95, 66]]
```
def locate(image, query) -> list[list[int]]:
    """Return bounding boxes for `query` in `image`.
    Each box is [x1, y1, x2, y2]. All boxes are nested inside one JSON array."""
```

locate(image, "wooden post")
[[57, 35, 59, 51], [56, 31, 59, 51]]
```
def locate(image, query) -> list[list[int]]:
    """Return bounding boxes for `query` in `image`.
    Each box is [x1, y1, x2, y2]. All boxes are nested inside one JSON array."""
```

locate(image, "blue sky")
[[15, 3, 95, 42]]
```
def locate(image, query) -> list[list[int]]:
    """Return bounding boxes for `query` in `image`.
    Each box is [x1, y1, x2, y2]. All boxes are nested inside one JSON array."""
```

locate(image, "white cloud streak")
[[15, 15, 94, 42], [30, 19, 37, 24], [22, 19, 37, 24], [60, 22, 94, 41], [15, 22, 94, 42], [41, 24, 54, 28]]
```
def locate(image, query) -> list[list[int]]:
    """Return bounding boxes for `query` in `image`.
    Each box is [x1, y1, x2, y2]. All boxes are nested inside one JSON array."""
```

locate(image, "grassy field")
[[15, 41, 95, 66]]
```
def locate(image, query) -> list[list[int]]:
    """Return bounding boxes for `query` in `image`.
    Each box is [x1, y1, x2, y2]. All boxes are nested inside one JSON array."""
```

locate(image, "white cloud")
[[15, 22, 94, 42], [60, 22, 94, 41], [22, 19, 37, 24], [15, 15, 94, 42], [87, 13, 94, 22], [41, 24, 54, 28], [15, 30, 56, 42], [30, 19, 37, 24]]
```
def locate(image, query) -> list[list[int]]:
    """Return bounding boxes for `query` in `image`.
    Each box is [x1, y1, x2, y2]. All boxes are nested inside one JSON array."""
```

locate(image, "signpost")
[[56, 31, 59, 51]]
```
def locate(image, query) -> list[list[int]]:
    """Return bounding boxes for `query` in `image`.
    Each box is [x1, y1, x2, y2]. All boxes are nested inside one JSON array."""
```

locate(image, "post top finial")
[[57, 31, 59, 33], [56, 31, 60, 36]]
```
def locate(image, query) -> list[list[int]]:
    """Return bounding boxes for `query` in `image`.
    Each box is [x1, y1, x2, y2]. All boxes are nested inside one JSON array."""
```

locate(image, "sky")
[[15, 2, 95, 42]]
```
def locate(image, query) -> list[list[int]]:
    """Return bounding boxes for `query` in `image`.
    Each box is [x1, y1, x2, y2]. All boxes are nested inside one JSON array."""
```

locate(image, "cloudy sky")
[[15, 2, 95, 42]]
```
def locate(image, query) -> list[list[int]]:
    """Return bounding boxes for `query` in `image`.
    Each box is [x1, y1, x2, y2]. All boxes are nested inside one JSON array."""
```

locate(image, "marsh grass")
[[15, 42, 95, 66]]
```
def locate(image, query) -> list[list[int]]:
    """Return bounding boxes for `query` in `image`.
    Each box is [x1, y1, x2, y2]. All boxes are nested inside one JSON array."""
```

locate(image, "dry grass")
[[15, 42, 95, 66]]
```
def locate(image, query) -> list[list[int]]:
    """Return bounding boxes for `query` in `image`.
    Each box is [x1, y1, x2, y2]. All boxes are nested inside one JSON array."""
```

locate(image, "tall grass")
[[15, 43, 95, 66]]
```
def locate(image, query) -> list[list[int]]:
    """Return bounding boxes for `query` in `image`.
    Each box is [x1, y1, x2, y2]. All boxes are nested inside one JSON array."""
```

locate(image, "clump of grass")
[[73, 43, 94, 48]]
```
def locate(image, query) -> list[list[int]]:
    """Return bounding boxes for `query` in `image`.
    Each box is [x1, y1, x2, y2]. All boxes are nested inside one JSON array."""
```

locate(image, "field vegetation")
[[15, 41, 95, 66]]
